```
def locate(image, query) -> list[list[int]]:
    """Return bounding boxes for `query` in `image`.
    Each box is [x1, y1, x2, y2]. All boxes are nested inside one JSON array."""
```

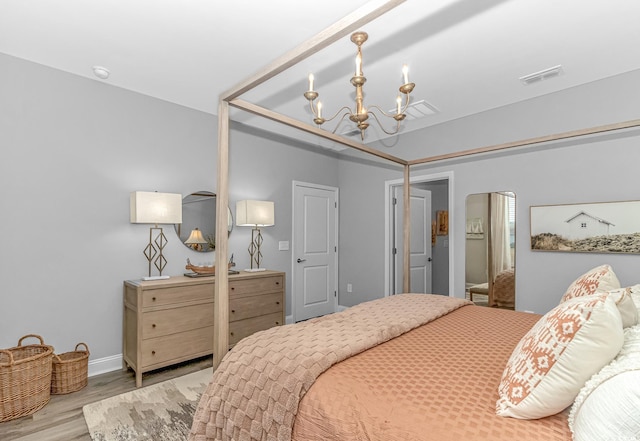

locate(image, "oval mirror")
[[174, 191, 233, 252]]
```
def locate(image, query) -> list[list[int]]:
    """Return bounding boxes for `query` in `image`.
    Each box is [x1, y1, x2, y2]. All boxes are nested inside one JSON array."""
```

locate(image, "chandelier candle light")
[[304, 31, 415, 140]]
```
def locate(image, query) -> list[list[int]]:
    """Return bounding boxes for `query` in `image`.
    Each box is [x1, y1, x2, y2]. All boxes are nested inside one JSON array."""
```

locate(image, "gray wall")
[[338, 68, 640, 314], [3, 50, 640, 372], [0, 53, 338, 368]]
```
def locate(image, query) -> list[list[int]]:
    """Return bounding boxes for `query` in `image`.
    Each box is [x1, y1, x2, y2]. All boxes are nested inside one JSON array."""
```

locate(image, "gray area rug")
[[83, 369, 212, 441]]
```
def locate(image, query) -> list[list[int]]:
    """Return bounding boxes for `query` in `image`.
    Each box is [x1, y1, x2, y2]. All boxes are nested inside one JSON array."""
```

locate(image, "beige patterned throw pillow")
[[560, 264, 620, 302], [496, 293, 624, 419]]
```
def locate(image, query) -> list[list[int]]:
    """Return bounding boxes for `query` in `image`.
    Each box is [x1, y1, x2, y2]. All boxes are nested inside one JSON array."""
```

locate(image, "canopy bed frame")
[[211, 0, 640, 368]]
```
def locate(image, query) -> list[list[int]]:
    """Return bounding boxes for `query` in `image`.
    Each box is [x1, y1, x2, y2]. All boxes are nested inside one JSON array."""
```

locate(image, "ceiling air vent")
[[339, 100, 439, 138], [519, 65, 564, 85], [388, 99, 440, 121]]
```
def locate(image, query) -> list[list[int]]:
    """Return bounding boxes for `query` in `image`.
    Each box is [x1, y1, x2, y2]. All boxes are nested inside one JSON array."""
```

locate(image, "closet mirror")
[[465, 192, 516, 309], [174, 191, 233, 252]]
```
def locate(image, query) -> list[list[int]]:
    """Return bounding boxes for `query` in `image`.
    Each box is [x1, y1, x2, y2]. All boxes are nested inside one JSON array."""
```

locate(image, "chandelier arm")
[[367, 104, 398, 119], [322, 106, 355, 123], [399, 93, 412, 114], [329, 111, 356, 134], [308, 99, 318, 116], [369, 110, 401, 135]]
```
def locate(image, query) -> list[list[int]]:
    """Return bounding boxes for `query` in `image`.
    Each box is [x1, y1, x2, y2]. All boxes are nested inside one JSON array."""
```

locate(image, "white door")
[[393, 186, 432, 294], [293, 182, 338, 322]]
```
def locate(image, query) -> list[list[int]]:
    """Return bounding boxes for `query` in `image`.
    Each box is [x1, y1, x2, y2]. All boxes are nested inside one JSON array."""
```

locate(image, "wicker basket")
[[0, 334, 54, 422], [51, 343, 89, 395]]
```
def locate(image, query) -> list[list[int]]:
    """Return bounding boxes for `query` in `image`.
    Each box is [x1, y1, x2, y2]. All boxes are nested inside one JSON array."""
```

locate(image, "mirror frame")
[[174, 191, 233, 252]]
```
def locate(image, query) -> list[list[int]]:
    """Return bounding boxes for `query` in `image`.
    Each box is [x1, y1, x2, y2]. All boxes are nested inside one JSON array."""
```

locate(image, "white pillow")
[[569, 324, 640, 441], [629, 284, 640, 316], [560, 264, 620, 303], [603, 287, 639, 328], [496, 293, 624, 419]]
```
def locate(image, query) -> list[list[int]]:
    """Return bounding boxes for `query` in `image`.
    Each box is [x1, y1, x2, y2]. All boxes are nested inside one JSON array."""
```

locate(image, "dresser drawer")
[[230, 276, 283, 298], [142, 303, 213, 339], [229, 292, 282, 322], [229, 312, 283, 346], [141, 326, 213, 368], [141, 283, 212, 308]]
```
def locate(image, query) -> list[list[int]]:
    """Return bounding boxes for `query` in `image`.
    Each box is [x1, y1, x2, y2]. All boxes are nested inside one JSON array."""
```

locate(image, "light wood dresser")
[[123, 270, 285, 387]]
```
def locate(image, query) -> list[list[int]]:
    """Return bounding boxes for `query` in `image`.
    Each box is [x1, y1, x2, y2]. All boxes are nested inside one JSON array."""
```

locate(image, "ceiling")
[[2, 0, 640, 148]]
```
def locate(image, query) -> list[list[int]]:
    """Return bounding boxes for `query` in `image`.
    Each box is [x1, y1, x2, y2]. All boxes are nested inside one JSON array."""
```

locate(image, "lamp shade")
[[184, 228, 207, 244], [130, 191, 182, 224], [236, 200, 274, 227]]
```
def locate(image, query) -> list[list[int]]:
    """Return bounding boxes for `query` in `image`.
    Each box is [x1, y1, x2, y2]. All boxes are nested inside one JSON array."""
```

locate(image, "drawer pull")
[[276, 281, 280, 285], [230, 332, 234, 336], [152, 324, 156, 328], [231, 287, 235, 290], [275, 321, 280, 325], [151, 350, 156, 355], [152, 296, 156, 301], [276, 301, 280, 305], [231, 309, 235, 313]]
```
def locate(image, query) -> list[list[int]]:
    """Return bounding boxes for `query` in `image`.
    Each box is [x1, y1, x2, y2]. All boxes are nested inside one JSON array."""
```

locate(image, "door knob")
[[297, 258, 306, 263], [428, 257, 433, 262]]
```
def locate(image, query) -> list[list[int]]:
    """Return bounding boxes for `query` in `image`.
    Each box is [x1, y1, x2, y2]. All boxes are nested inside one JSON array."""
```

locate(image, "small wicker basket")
[[0, 334, 54, 422], [51, 343, 90, 395]]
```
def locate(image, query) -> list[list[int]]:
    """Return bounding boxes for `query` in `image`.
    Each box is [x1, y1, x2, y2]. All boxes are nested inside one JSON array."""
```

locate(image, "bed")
[[196, 2, 640, 440], [190, 265, 640, 441]]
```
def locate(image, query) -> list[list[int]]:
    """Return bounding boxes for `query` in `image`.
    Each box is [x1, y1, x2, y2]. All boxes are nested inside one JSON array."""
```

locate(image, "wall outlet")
[[347, 283, 353, 293]]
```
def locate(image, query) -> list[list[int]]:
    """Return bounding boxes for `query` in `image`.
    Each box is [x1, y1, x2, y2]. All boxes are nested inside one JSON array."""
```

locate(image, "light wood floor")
[[1, 356, 213, 441]]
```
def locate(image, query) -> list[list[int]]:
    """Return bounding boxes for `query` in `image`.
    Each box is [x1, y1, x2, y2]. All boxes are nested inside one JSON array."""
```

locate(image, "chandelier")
[[303, 31, 415, 141]]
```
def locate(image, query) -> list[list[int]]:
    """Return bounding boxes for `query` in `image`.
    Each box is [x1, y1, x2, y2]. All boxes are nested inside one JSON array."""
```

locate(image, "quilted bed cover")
[[190, 294, 470, 441], [292, 305, 571, 441]]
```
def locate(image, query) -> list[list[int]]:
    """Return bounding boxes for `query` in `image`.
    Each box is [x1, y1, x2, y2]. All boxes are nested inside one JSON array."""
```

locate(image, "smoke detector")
[[92, 66, 110, 80], [519, 65, 564, 85]]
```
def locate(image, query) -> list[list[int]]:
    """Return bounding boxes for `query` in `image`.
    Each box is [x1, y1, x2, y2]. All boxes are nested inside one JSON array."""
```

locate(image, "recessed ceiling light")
[[519, 65, 564, 85], [92, 66, 110, 80]]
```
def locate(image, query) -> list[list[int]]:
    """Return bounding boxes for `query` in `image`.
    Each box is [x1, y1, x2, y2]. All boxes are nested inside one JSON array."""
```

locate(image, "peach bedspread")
[[292, 305, 571, 441], [190, 294, 470, 441]]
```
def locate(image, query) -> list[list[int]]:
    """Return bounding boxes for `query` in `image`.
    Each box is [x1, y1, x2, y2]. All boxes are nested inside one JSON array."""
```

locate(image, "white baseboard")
[[337, 304, 349, 312], [88, 353, 123, 377], [286, 314, 294, 324]]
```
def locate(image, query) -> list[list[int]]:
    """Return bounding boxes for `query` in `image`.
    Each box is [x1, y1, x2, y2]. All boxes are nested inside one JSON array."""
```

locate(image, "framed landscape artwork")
[[436, 210, 449, 236], [530, 200, 640, 254]]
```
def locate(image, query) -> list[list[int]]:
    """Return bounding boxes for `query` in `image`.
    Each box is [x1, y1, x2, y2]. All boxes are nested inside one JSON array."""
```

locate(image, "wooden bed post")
[[213, 100, 230, 369], [403, 164, 411, 293]]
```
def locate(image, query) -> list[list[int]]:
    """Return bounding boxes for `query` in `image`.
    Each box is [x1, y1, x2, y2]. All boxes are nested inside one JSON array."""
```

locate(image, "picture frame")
[[530, 200, 640, 254], [466, 217, 484, 239], [436, 210, 449, 236], [431, 220, 437, 246]]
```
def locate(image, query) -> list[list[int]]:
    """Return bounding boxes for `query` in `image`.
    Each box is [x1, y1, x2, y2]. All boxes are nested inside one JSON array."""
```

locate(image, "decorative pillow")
[[496, 293, 624, 419], [569, 324, 640, 441], [560, 264, 620, 303], [629, 284, 640, 316], [602, 287, 638, 328]]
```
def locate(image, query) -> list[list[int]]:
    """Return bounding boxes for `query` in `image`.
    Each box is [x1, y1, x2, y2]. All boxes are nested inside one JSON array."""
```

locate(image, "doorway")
[[385, 172, 454, 297], [292, 181, 339, 322], [393, 186, 432, 294]]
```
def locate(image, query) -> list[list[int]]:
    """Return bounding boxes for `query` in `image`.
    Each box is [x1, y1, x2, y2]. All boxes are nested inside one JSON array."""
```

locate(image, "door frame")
[[291, 180, 339, 322], [392, 186, 432, 295], [384, 171, 454, 297]]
